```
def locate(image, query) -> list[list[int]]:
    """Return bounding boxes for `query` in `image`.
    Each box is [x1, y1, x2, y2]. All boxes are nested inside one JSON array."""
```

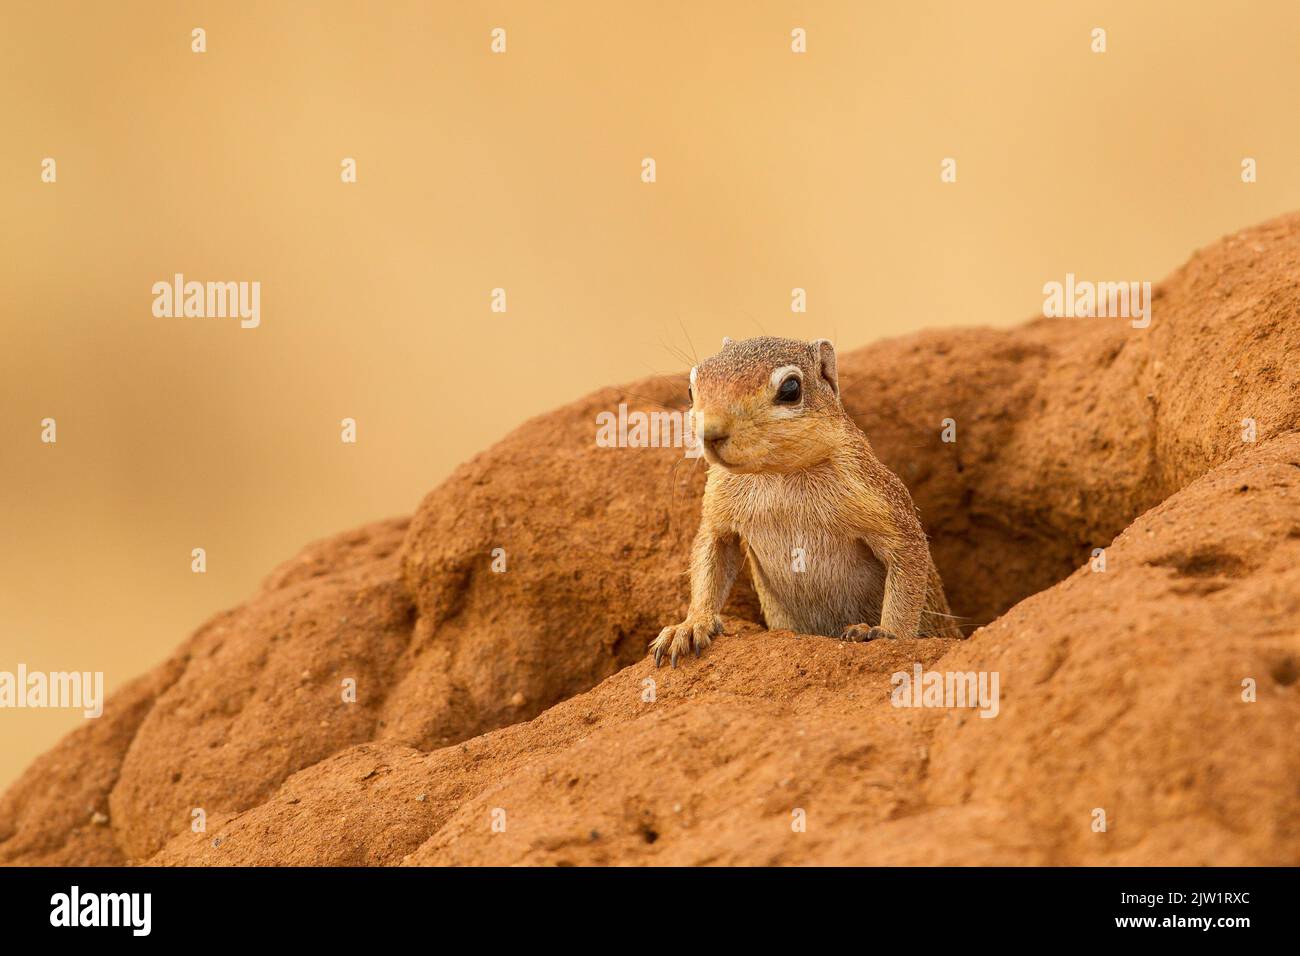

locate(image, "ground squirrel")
[[651, 336, 961, 667]]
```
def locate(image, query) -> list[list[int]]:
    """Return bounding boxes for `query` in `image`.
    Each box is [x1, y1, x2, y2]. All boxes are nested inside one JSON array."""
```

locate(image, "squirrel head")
[[688, 336, 844, 474]]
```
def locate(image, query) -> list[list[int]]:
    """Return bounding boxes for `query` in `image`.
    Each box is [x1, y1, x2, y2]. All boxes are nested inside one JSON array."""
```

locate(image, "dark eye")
[[688, 385, 694, 405], [776, 376, 801, 404]]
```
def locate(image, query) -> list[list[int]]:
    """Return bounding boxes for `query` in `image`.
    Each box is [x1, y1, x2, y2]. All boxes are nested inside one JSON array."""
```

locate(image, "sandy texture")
[[3, 214, 1299, 866]]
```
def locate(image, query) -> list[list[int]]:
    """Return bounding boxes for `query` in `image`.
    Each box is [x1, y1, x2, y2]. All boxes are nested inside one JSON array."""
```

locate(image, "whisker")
[[735, 307, 767, 337], [675, 312, 700, 365]]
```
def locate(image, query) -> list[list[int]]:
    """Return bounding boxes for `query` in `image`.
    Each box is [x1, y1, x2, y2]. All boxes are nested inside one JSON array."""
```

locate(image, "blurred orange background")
[[3, 0, 1300, 790]]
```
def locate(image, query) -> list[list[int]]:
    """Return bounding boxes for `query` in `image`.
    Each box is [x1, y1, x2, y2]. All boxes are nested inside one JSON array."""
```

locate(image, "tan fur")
[[652, 336, 960, 666]]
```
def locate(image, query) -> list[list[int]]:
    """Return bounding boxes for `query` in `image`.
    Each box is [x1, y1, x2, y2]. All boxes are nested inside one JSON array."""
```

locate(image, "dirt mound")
[[4, 214, 1299, 866]]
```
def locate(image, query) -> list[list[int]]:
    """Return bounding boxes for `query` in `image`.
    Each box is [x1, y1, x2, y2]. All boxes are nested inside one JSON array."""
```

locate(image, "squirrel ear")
[[721, 336, 732, 348], [812, 339, 839, 397]]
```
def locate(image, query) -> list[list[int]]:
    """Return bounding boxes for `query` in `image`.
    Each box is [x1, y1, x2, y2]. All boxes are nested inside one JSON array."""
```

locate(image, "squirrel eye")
[[776, 376, 802, 404], [687, 385, 694, 404]]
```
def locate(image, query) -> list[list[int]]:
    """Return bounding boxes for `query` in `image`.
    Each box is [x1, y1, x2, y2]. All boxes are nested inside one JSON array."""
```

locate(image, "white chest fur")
[[717, 471, 886, 636]]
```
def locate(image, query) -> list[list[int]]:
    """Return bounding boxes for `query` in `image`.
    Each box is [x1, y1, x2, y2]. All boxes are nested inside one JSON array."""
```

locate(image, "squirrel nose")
[[701, 425, 731, 456], [699, 419, 729, 443]]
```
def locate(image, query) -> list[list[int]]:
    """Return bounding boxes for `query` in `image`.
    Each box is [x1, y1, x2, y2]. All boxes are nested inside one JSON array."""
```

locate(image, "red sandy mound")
[[3, 214, 1298, 866]]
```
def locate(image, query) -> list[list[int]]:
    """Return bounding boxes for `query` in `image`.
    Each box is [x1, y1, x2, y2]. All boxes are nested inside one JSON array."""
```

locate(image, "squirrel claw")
[[841, 624, 897, 643], [650, 617, 720, 667]]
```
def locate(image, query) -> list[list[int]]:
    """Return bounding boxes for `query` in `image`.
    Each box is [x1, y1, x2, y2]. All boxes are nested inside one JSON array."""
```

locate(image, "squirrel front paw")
[[840, 623, 897, 643], [650, 615, 722, 668]]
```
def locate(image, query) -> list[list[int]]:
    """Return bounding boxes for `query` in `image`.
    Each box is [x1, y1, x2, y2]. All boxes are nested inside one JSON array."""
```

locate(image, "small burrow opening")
[[1271, 656, 1299, 687]]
